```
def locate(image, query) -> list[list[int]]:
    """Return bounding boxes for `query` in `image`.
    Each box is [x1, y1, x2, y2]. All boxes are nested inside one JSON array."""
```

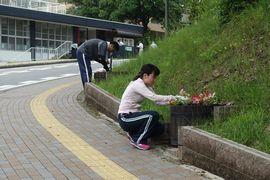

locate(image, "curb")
[[180, 126, 270, 179], [0, 59, 77, 69], [84, 82, 120, 121]]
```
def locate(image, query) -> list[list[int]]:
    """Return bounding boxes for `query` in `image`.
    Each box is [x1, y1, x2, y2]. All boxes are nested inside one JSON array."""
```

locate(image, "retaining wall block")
[[180, 126, 270, 180], [85, 82, 120, 120]]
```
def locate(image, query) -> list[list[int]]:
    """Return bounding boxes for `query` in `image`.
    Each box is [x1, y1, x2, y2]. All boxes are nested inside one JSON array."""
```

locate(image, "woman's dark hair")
[[133, 64, 160, 81]]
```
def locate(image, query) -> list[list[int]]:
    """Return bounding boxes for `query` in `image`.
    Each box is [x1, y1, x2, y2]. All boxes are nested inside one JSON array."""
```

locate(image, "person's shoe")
[[130, 141, 150, 150], [127, 133, 134, 143]]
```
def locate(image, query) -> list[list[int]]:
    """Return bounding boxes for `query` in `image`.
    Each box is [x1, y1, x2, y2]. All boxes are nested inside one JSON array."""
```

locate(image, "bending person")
[[76, 38, 119, 87], [118, 64, 176, 150]]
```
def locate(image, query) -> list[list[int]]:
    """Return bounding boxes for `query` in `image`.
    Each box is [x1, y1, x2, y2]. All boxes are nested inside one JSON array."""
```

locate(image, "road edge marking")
[[30, 82, 137, 179]]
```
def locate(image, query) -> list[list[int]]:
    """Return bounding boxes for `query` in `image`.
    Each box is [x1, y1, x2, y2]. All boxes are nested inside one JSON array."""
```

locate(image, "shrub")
[[219, 0, 259, 24]]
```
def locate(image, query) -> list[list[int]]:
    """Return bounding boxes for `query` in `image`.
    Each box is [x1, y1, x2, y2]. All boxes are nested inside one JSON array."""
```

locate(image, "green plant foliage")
[[98, 0, 270, 153], [63, 0, 184, 32], [201, 108, 270, 152], [219, 0, 259, 24]]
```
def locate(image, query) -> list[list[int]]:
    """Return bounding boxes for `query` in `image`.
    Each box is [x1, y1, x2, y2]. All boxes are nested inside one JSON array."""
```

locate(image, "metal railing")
[[0, 0, 66, 14], [25, 41, 72, 60], [54, 41, 72, 59]]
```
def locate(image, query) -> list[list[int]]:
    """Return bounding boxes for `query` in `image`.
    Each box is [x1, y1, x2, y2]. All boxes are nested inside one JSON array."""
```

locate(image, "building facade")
[[0, 0, 143, 61]]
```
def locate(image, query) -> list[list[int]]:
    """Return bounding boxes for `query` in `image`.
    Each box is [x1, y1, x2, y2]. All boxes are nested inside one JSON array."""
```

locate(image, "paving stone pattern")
[[0, 76, 206, 179]]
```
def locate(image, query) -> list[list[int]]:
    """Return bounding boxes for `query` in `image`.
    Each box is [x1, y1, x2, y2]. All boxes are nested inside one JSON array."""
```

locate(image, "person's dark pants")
[[77, 50, 92, 87], [118, 111, 165, 144]]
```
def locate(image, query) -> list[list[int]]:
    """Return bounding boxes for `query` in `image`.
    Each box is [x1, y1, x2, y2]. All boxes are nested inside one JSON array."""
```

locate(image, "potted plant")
[[170, 89, 218, 146]]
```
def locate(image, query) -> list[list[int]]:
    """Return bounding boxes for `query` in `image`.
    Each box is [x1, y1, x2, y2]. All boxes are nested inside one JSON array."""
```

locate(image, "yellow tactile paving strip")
[[30, 82, 138, 179]]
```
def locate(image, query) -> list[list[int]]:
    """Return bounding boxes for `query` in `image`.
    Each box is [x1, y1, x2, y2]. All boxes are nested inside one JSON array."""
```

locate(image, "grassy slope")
[[98, 1, 270, 153]]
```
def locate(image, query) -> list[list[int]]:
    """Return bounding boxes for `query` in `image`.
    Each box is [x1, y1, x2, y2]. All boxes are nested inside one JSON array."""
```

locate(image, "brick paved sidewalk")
[[0, 76, 220, 179]]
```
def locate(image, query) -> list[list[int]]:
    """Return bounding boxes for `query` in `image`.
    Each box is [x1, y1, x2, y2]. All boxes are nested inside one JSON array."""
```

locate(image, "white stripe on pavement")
[[0, 74, 79, 92], [60, 73, 79, 77], [41, 77, 59, 80], [0, 85, 17, 91], [20, 81, 39, 85], [28, 67, 52, 71], [0, 70, 30, 76]]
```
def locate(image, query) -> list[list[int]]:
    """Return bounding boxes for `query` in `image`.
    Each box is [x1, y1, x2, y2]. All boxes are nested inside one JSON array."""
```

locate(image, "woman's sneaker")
[[127, 133, 134, 143], [129, 141, 150, 150]]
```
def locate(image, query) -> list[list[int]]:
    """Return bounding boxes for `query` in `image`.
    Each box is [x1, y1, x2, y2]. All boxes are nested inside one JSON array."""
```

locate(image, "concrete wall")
[[0, 50, 31, 61], [84, 82, 120, 121], [180, 126, 270, 180]]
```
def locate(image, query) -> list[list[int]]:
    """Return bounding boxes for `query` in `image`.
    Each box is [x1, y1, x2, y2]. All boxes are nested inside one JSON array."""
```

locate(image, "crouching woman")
[[118, 64, 176, 150]]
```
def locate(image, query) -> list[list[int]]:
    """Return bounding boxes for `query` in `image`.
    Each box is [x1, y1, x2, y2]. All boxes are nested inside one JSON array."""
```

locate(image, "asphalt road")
[[0, 60, 126, 92]]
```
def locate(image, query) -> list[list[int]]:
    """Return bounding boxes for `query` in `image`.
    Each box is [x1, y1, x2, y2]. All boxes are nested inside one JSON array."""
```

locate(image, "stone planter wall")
[[170, 105, 214, 146], [84, 82, 120, 121], [179, 126, 270, 180], [94, 71, 107, 82], [171, 105, 237, 146]]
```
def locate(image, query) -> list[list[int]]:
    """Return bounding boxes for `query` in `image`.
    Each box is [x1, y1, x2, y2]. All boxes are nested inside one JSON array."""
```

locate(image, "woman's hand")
[[168, 95, 178, 105]]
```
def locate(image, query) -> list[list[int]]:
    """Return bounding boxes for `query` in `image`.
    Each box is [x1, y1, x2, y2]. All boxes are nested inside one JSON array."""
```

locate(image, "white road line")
[[0, 74, 79, 92], [0, 85, 17, 91], [0, 59, 127, 92], [53, 64, 77, 68], [0, 63, 78, 77], [41, 77, 59, 80], [60, 73, 79, 77], [0, 70, 30, 76], [20, 81, 39, 85], [0, 60, 126, 77], [29, 67, 52, 71]]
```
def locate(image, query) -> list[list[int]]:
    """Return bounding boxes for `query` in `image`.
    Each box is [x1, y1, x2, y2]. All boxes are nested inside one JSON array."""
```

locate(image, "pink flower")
[[192, 95, 201, 104]]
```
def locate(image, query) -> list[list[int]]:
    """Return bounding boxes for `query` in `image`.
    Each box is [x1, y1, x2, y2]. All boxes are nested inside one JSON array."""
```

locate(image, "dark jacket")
[[77, 39, 109, 71]]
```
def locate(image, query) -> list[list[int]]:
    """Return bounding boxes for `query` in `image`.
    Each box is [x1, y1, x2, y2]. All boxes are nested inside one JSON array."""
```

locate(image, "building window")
[[36, 39, 42, 47], [67, 26, 72, 41], [42, 23, 48, 39], [42, 39, 48, 48], [55, 25, 61, 40], [8, 19, 15, 36], [16, 37, 30, 51], [1, 18, 8, 35], [16, 20, 24, 36], [35, 22, 72, 49], [0, 18, 30, 51], [49, 40, 55, 49], [56, 40, 61, 47], [48, 24, 55, 40], [36, 22, 42, 38], [1, 36, 8, 49], [8, 37, 15, 50], [62, 26, 67, 40], [16, 20, 29, 37]]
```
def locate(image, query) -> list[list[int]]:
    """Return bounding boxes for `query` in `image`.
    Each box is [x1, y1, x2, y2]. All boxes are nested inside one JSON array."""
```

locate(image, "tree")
[[63, 0, 115, 19], [63, 0, 183, 33], [219, 0, 258, 24]]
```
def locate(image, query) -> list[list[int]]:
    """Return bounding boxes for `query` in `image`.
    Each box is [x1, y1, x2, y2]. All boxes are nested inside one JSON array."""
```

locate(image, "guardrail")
[[25, 41, 72, 60]]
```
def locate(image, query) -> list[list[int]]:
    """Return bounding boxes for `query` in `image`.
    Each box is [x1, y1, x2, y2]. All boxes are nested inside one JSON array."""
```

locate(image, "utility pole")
[[164, 0, 169, 37]]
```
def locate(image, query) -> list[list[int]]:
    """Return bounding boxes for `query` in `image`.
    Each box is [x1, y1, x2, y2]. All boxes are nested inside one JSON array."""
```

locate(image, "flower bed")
[[170, 104, 214, 146], [169, 89, 221, 146]]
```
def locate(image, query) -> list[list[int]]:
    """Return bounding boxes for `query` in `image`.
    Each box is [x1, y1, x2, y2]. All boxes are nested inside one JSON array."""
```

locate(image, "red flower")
[[192, 95, 201, 104]]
